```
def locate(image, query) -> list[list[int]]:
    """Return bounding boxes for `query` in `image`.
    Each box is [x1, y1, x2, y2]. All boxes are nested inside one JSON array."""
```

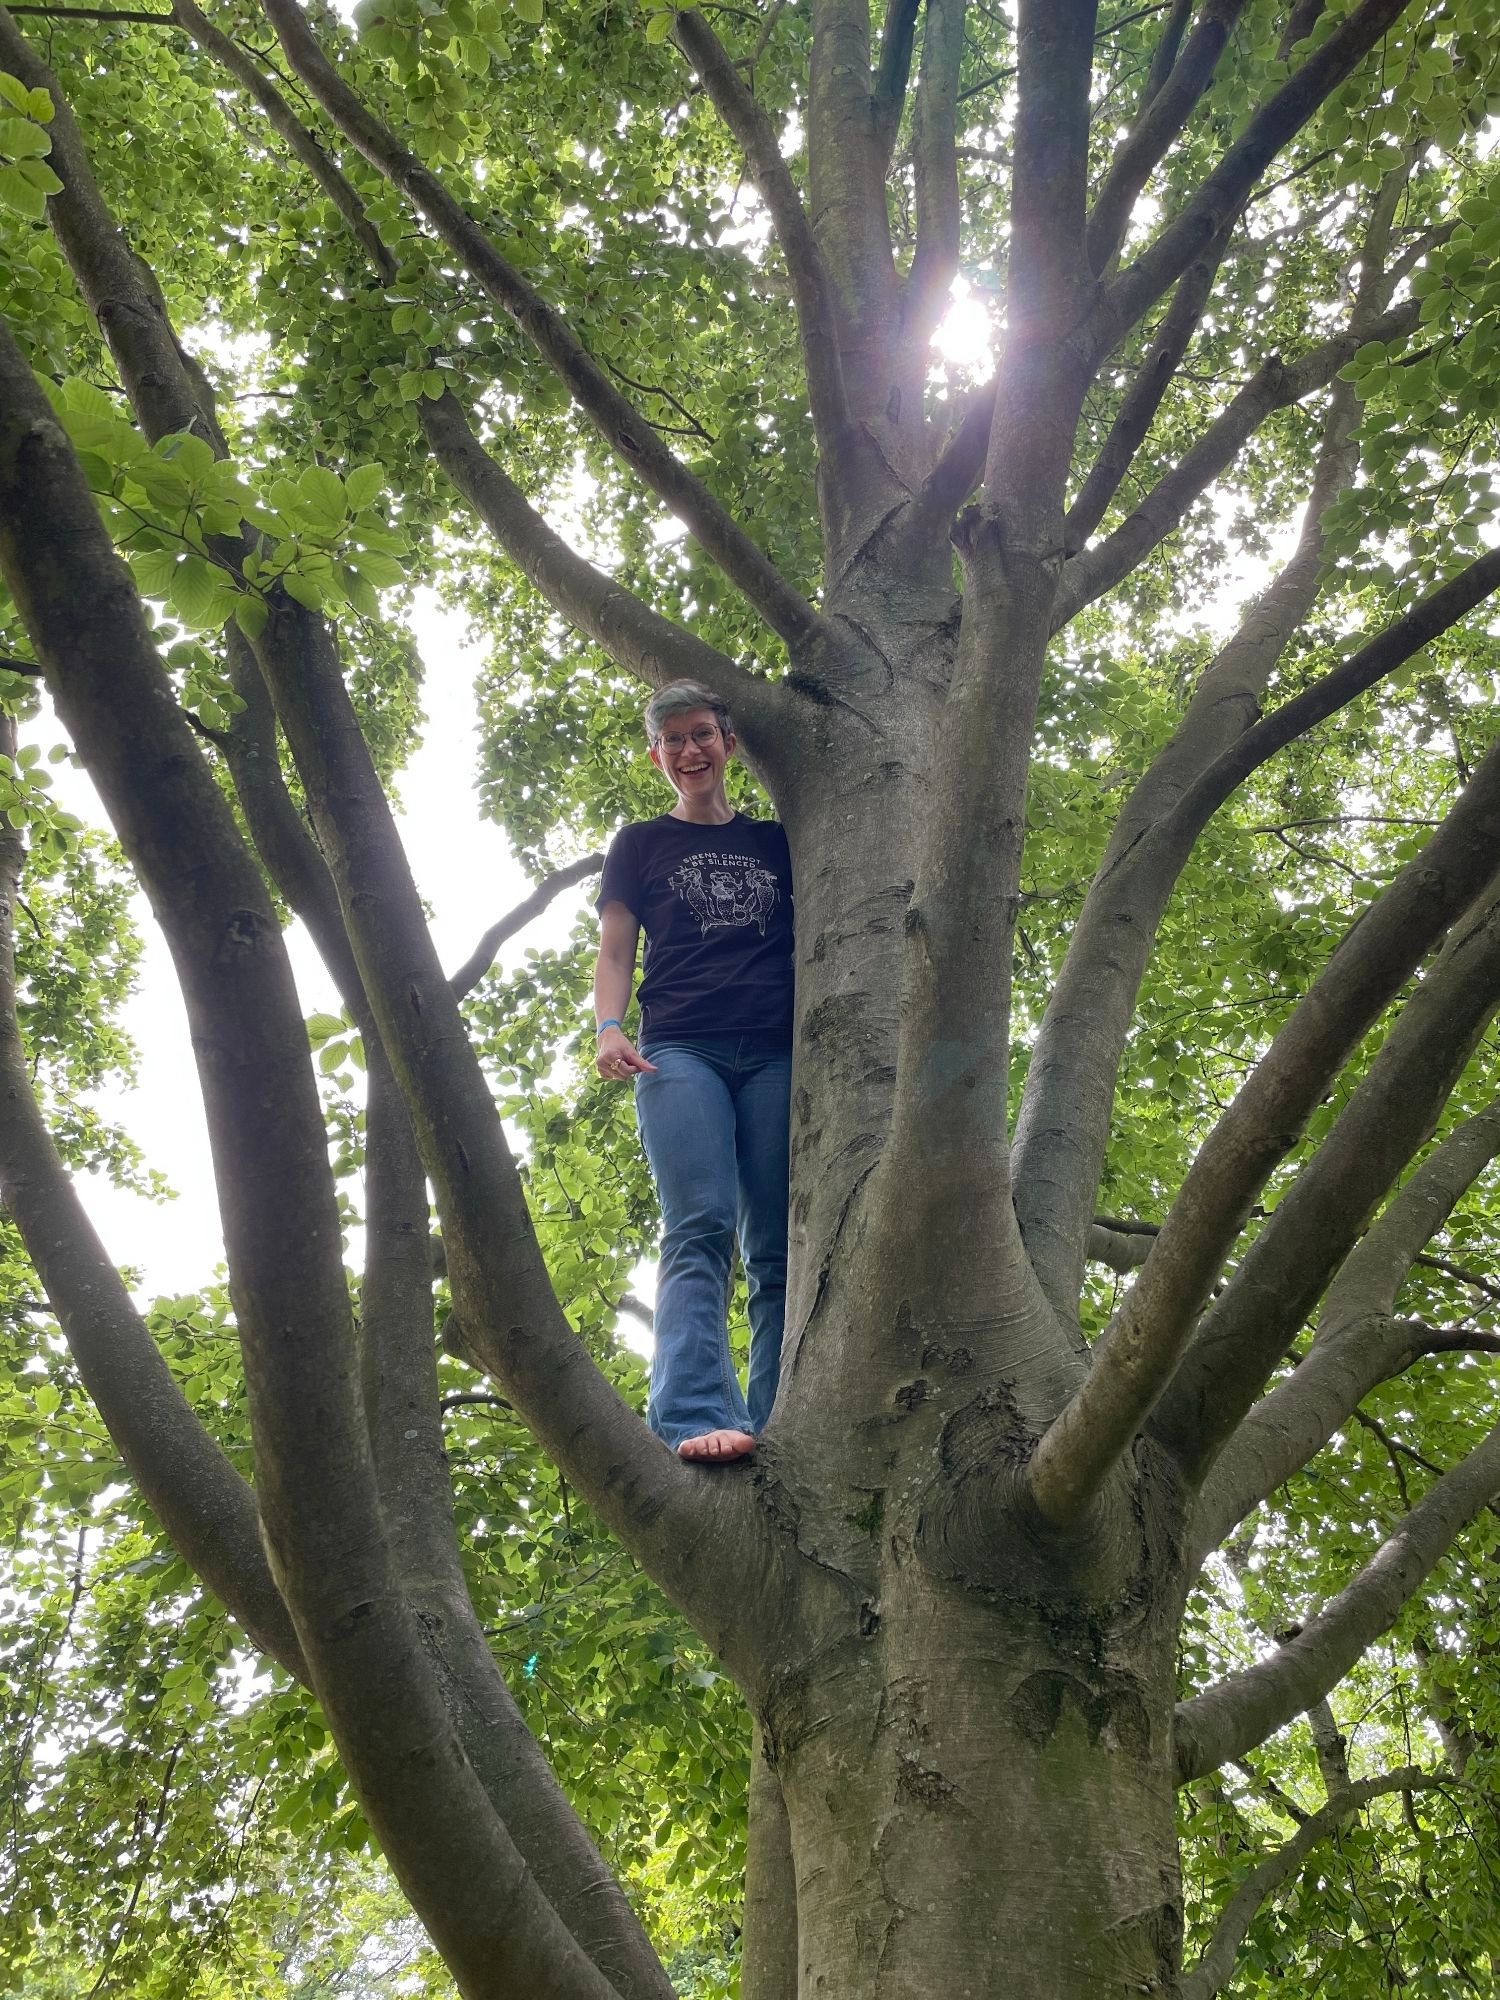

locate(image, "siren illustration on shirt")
[[669, 852, 780, 936]]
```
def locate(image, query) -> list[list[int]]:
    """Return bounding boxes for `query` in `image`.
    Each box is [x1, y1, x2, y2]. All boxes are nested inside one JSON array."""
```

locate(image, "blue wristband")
[[596, 1018, 622, 1035]]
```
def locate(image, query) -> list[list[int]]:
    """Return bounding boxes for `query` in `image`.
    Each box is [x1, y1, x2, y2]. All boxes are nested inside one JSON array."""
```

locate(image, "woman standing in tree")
[[593, 680, 794, 1463]]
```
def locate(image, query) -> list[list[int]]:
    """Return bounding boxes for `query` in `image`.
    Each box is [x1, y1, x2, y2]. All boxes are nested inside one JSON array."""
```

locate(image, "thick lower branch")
[[0, 713, 301, 1675], [361, 1046, 673, 2000], [0, 321, 618, 2000]]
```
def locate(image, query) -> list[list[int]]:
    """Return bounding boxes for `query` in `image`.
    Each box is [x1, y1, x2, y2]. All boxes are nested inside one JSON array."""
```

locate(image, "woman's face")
[[649, 707, 735, 803]]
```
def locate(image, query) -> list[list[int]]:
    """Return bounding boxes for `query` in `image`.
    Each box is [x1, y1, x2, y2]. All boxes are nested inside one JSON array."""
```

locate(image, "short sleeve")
[[596, 824, 644, 918]]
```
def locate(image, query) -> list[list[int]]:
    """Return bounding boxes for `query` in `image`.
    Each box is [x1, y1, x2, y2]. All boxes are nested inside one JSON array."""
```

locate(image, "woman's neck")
[[669, 795, 735, 825]]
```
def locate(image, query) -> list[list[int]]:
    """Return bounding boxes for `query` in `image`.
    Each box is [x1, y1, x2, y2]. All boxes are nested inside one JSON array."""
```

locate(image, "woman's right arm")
[[593, 901, 656, 1078]]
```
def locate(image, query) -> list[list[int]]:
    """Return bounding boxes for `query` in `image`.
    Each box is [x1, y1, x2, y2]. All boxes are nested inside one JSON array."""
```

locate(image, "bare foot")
[[676, 1428, 756, 1463]]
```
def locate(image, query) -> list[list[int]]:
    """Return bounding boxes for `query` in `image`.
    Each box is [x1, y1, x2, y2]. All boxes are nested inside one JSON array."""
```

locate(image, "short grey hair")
[[644, 679, 733, 744]]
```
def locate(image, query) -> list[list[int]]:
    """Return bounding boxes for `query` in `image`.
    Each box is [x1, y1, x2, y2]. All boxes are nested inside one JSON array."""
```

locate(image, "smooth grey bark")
[[1029, 730, 1500, 1527], [1015, 364, 1365, 1319], [0, 709, 304, 1677], [1018, 158, 1416, 1317], [742, 1726, 797, 2000], [1159, 862, 1500, 1480]]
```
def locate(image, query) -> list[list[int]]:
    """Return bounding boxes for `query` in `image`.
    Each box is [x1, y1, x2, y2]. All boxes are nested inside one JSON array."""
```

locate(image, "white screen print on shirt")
[[668, 850, 781, 936]]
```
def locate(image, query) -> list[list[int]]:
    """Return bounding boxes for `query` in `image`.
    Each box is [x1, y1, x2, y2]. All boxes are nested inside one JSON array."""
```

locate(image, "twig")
[[447, 854, 601, 1001]]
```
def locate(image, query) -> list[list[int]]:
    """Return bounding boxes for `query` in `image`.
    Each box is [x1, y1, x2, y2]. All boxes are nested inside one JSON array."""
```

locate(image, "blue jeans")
[[634, 1033, 792, 1446]]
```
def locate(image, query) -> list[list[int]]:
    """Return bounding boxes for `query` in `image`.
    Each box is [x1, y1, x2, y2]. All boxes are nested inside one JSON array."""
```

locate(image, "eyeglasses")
[[655, 724, 722, 752]]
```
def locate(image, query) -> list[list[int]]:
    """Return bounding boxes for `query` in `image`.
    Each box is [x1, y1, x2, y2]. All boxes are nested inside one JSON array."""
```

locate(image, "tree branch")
[[360, 1041, 675, 2000], [221, 628, 368, 1018], [1192, 1102, 1500, 1557], [1016, 362, 1364, 1318], [0, 318, 623, 2000], [980, 0, 1098, 498], [807, 0, 899, 395], [166, 11, 772, 747], [872, 0, 921, 155], [417, 392, 780, 749], [1086, 1221, 1156, 1272], [6, 3, 171, 17], [1180, 1769, 1448, 2000], [243, 594, 787, 1683], [1137, 0, 1191, 107], [449, 855, 602, 1002], [258, 0, 826, 653], [911, 371, 997, 525], [1055, 295, 1420, 626], [1097, 0, 1416, 356], [170, 0, 391, 274], [874, 1, 1100, 1301], [1064, 213, 1234, 550], [0, 719, 303, 1677], [1027, 733, 1500, 1529], [1175, 1414, 1500, 1781], [1323, 1099, 1500, 1334], [903, 0, 967, 354], [672, 6, 862, 483], [1159, 870, 1500, 1484], [1084, 0, 1248, 278]]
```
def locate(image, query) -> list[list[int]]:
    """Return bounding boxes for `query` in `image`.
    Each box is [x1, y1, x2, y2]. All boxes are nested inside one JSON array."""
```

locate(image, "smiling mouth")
[[679, 762, 710, 775]]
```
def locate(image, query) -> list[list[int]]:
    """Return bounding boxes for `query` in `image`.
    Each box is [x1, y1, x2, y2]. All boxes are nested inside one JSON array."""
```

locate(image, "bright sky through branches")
[[58, 590, 589, 1301]]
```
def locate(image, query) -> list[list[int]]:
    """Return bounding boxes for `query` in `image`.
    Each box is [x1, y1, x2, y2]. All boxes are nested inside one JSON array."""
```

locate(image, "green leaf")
[[232, 593, 269, 641], [297, 464, 348, 525], [282, 570, 325, 611], [0, 161, 46, 220], [130, 548, 180, 598], [644, 7, 672, 41], [345, 462, 386, 510], [167, 555, 221, 628], [17, 159, 62, 196], [157, 432, 219, 482], [0, 115, 51, 160], [128, 454, 193, 506], [349, 549, 406, 587], [512, 0, 543, 22]]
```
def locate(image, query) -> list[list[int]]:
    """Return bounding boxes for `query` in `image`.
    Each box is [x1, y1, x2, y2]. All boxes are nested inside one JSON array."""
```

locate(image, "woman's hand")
[[596, 1026, 657, 1081]]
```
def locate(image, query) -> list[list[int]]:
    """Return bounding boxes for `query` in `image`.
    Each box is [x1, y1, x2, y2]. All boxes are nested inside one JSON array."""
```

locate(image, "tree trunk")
[[769, 1557, 1184, 1998]]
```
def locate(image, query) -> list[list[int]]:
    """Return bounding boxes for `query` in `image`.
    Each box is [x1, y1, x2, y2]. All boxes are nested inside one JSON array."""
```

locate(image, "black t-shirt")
[[597, 812, 794, 1040]]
